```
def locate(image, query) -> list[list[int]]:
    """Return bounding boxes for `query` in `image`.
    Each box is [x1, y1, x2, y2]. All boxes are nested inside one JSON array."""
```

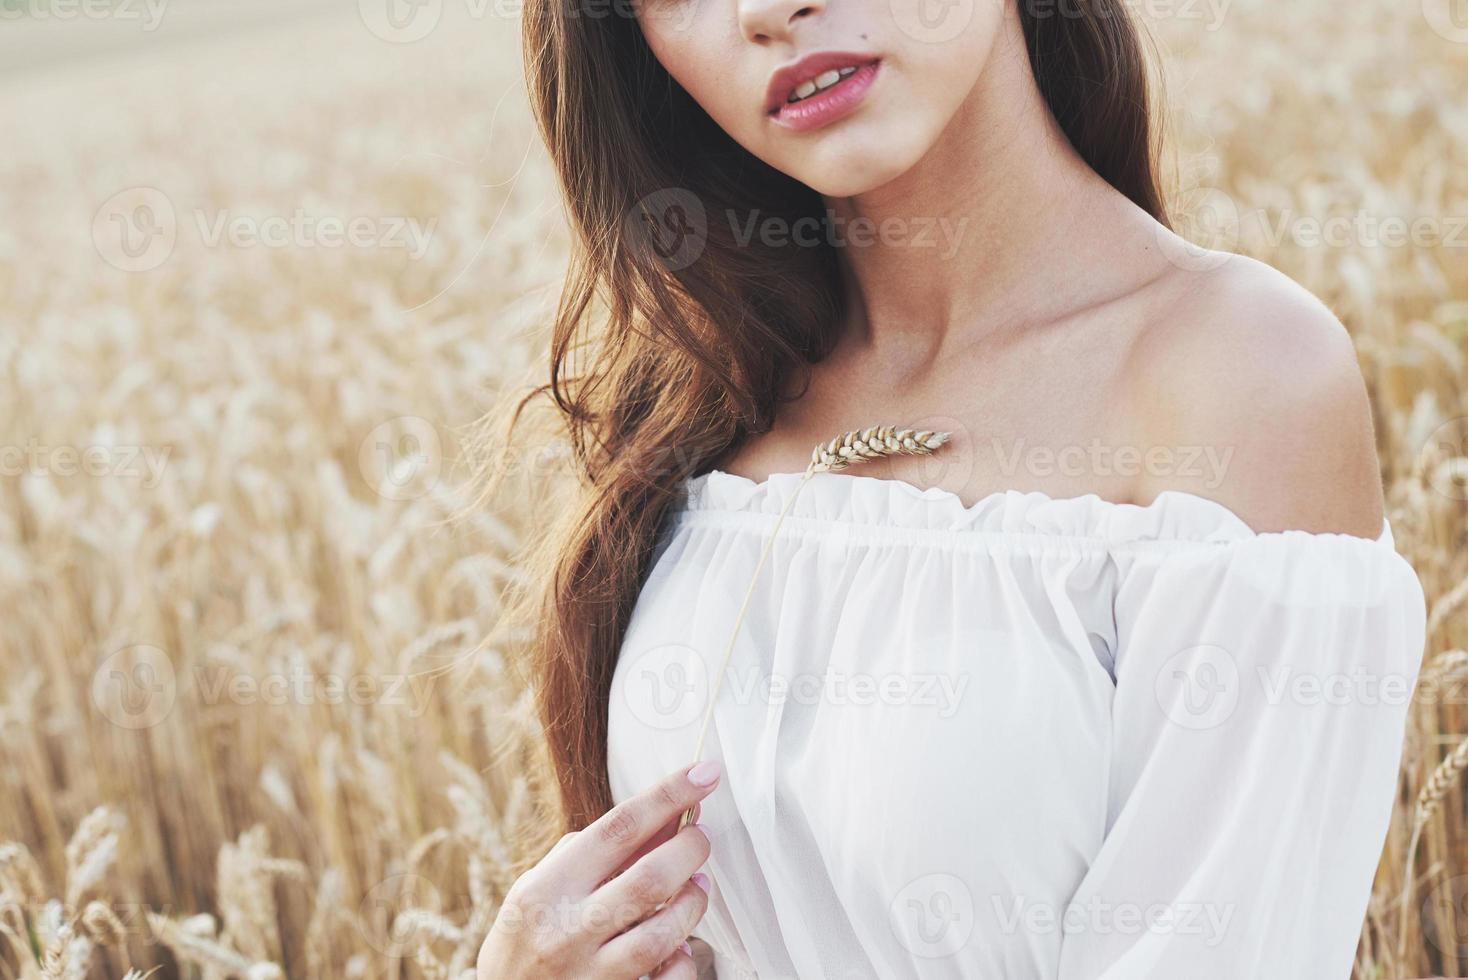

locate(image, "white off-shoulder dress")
[[606, 469, 1427, 980]]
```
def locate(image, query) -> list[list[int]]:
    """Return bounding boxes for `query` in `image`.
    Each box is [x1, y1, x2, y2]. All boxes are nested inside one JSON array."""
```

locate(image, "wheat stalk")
[[1425, 573, 1468, 644], [676, 426, 950, 830], [1396, 732, 1468, 959]]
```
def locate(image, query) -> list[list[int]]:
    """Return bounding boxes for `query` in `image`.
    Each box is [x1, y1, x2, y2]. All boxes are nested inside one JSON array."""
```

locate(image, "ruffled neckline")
[[679, 468, 1396, 550]]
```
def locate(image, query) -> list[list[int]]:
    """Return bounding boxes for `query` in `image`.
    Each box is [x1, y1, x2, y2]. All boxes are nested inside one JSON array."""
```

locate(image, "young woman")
[[477, 0, 1428, 975]]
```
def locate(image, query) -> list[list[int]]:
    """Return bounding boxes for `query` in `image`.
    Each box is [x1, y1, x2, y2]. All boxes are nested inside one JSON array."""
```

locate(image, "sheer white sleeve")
[[1056, 526, 1427, 979]]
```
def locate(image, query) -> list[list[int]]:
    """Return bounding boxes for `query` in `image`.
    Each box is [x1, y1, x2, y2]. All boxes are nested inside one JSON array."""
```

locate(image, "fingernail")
[[692, 872, 710, 893], [680, 941, 693, 955], [687, 760, 721, 787], [693, 821, 711, 841]]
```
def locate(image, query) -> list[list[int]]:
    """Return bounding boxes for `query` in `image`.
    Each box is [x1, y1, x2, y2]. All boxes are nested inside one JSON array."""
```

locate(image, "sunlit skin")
[[636, 0, 1386, 541]]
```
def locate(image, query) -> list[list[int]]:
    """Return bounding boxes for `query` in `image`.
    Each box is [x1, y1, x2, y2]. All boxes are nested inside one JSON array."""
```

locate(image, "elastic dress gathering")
[[606, 468, 1427, 979]]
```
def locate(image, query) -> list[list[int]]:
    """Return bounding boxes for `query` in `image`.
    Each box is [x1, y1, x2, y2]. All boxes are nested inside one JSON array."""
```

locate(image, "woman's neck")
[[824, 10, 1152, 373]]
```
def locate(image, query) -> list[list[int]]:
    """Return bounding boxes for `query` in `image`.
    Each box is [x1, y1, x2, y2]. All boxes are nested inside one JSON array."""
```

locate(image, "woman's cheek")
[[660, 61, 769, 158]]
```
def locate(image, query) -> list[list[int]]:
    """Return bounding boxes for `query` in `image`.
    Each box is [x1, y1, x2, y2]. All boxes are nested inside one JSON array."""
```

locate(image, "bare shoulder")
[[1122, 251, 1384, 538]]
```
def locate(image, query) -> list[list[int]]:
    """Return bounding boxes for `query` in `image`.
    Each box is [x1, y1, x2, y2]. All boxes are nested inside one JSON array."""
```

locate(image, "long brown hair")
[[502, 0, 1169, 832]]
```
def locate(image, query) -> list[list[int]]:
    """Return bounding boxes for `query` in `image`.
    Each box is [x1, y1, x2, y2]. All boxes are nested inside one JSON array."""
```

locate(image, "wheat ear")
[[676, 426, 950, 830], [1396, 733, 1468, 958]]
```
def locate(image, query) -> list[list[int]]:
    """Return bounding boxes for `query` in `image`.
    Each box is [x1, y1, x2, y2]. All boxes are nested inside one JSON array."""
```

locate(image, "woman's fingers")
[[588, 823, 711, 937], [649, 943, 698, 980], [595, 876, 710, 978], [475, 767, 719, 979], [599, 798, 702, 886], [558, 762, 721, 891]]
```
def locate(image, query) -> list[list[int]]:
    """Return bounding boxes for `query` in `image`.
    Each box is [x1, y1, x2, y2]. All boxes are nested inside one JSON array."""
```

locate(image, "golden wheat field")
[[0, 0, 1464, 977]]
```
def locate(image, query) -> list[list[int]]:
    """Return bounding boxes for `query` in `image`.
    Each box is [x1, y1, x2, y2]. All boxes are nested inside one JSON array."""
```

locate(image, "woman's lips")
[[769, 60, 881, 133]]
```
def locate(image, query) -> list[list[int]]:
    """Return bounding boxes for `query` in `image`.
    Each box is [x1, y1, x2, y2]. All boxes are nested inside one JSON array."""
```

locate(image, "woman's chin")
[[764, 114, 928, 198], [784, 148, 919, 199]]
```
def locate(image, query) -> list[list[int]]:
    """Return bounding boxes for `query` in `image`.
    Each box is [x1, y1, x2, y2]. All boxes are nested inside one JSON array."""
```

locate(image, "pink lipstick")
[[765, 53, 882, 133]]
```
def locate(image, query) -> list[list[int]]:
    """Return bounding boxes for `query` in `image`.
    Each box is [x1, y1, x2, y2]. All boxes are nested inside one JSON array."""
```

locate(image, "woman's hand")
[[476, 761, 720, 979]]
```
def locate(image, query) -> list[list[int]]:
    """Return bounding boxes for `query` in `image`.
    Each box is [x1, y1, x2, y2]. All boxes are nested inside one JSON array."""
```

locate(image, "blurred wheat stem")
[[675, 426, 951, 831]]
